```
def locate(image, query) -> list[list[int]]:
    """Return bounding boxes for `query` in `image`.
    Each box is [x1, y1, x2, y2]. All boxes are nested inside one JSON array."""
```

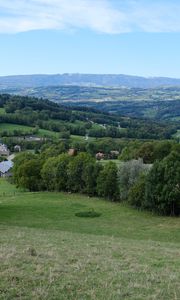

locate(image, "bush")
[[75, 209, 101, 218], [118, 159, 151, 201], [97, 162, 119, 200]]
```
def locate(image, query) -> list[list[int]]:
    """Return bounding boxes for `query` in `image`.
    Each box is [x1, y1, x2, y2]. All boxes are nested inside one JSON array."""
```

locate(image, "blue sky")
[[0, 0, 180, 77]]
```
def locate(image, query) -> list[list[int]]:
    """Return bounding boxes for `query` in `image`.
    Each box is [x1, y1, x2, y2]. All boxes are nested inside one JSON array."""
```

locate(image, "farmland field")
[[0, 123, 96, 140], [0, 179, 179, 299]]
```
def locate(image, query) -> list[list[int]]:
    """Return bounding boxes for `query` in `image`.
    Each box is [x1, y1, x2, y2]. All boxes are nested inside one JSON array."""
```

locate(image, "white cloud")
[[0, 0, 180, 34], [0, 0, 125, 34]]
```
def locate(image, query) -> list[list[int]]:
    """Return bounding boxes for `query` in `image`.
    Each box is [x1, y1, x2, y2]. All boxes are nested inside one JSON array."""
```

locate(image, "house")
[[0, 144, 10, 157], [14, 145, 21, 152], [109, 150, 120, 159], [68, 148, 77, 156], [96, 152, 105, 160], [0, 160, 14, 177]]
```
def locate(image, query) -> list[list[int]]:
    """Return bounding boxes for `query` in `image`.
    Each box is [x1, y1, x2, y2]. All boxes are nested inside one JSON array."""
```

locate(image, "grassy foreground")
[[0, 179, 179, 299]]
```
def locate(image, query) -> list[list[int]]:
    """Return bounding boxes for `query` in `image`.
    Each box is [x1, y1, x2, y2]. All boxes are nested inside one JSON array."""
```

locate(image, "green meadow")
[[0, 107, 6, 114], [0, 179, 179, 299], [0, 123, 60, 138], [0, 123, 94, 140], [0, 123, 35, 133]]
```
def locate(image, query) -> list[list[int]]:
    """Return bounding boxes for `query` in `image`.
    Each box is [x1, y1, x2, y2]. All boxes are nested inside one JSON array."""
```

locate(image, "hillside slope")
[[0, 179, 179, 300]]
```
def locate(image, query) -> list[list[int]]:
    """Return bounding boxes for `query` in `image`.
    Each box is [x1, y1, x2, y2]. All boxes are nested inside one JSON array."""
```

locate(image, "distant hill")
[[0, 94, 178, 140], [1, 85, 180, 121], [1, 73, 180, 88]]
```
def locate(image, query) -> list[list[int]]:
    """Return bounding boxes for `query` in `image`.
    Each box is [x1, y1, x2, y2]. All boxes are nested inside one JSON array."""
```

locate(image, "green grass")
[[0, 178, 18, 194], [0, 123, 60, 138], [0, 178, 26, 195], [174, 130, 180, 138], [0, 107, 5, 114], [70, 134, 96, 142], [38, 128, 60, 138], [0, 123, 35, 133], [99, 159, 123, 167], [0, 179, 179, 299]]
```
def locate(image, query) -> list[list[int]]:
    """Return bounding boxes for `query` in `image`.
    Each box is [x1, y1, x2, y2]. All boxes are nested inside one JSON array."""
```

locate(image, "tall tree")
[[67, 152, 94, 192], [97, 162, 119, 200], [145, 151, 180, 215]]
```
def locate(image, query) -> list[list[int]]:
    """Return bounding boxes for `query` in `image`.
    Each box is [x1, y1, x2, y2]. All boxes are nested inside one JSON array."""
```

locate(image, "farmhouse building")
[[0, 160, 13, 177], [14, 145, 21, 152], [0, 144, 10, 156], [109, 150, 119, 159], [96, 152, 105, 160], [68, 148, 77, 156]]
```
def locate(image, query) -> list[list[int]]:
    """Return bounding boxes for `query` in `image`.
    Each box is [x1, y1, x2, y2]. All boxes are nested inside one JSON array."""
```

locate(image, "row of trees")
[[13, 152, 119, 200], [129, 151, 180, 216], [13, 148, 180, 216]]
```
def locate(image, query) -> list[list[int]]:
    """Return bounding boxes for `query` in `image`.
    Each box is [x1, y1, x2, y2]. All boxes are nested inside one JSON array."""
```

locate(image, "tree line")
[[12, 147, 180, 216]]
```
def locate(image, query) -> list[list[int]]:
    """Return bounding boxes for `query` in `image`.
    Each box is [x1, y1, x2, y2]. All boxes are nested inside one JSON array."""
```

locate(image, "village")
[[0, 141, 121, 178]]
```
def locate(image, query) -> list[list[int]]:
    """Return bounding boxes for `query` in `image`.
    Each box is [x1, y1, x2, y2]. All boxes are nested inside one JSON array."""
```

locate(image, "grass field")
[[0, 123, 60, 138], [99, 159, 122, 167], [0, 107, 5, 114], [174, 130, 180, 139], [0, 179, 179, 299], [0, 123, 35, 133]]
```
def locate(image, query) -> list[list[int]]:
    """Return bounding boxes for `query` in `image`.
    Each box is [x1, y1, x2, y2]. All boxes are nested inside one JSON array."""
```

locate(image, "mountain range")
[[1, 73, 180, 89]]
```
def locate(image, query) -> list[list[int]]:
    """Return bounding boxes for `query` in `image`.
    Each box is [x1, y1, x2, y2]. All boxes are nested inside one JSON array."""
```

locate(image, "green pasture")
[[0, 179, 179, 299], [0, 107, 5, 114], [174, 130, 180, 138], [0, 123, 35, 133], [0, 123, 60, 138], [99, 159, 122, 166]]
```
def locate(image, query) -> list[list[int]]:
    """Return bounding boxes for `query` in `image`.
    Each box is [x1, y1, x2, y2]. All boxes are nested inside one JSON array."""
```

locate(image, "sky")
[[0, 0, 180, 77]]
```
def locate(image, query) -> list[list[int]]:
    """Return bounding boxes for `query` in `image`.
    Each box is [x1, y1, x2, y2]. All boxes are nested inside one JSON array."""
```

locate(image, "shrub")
[[75, 209, 101, 218], [118, 159, 151, 201]]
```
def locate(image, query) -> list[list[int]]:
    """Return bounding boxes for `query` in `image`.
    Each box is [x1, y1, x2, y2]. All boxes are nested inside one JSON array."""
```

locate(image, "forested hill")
[[2, 85, 180, 121], [1, 73, 180, 88], [0, 94, 178, 140]]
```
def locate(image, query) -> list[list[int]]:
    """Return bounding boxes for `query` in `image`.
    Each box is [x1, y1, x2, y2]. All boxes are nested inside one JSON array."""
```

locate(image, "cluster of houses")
[[68, 148, 119, 160], [0, 141, 120, 177]]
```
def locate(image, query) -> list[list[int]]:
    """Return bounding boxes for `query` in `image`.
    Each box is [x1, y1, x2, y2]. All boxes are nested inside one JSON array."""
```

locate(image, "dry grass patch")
[[0, 179, 179, 299], [0, 227, 179, 300]]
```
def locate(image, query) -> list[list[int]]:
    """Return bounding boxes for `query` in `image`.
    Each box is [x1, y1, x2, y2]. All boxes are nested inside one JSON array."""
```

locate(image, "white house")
[[0, 144, 10, 156]]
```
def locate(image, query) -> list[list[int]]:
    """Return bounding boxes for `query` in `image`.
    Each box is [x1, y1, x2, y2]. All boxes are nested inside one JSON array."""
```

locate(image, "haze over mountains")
[[1, 74, 180, 89]]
